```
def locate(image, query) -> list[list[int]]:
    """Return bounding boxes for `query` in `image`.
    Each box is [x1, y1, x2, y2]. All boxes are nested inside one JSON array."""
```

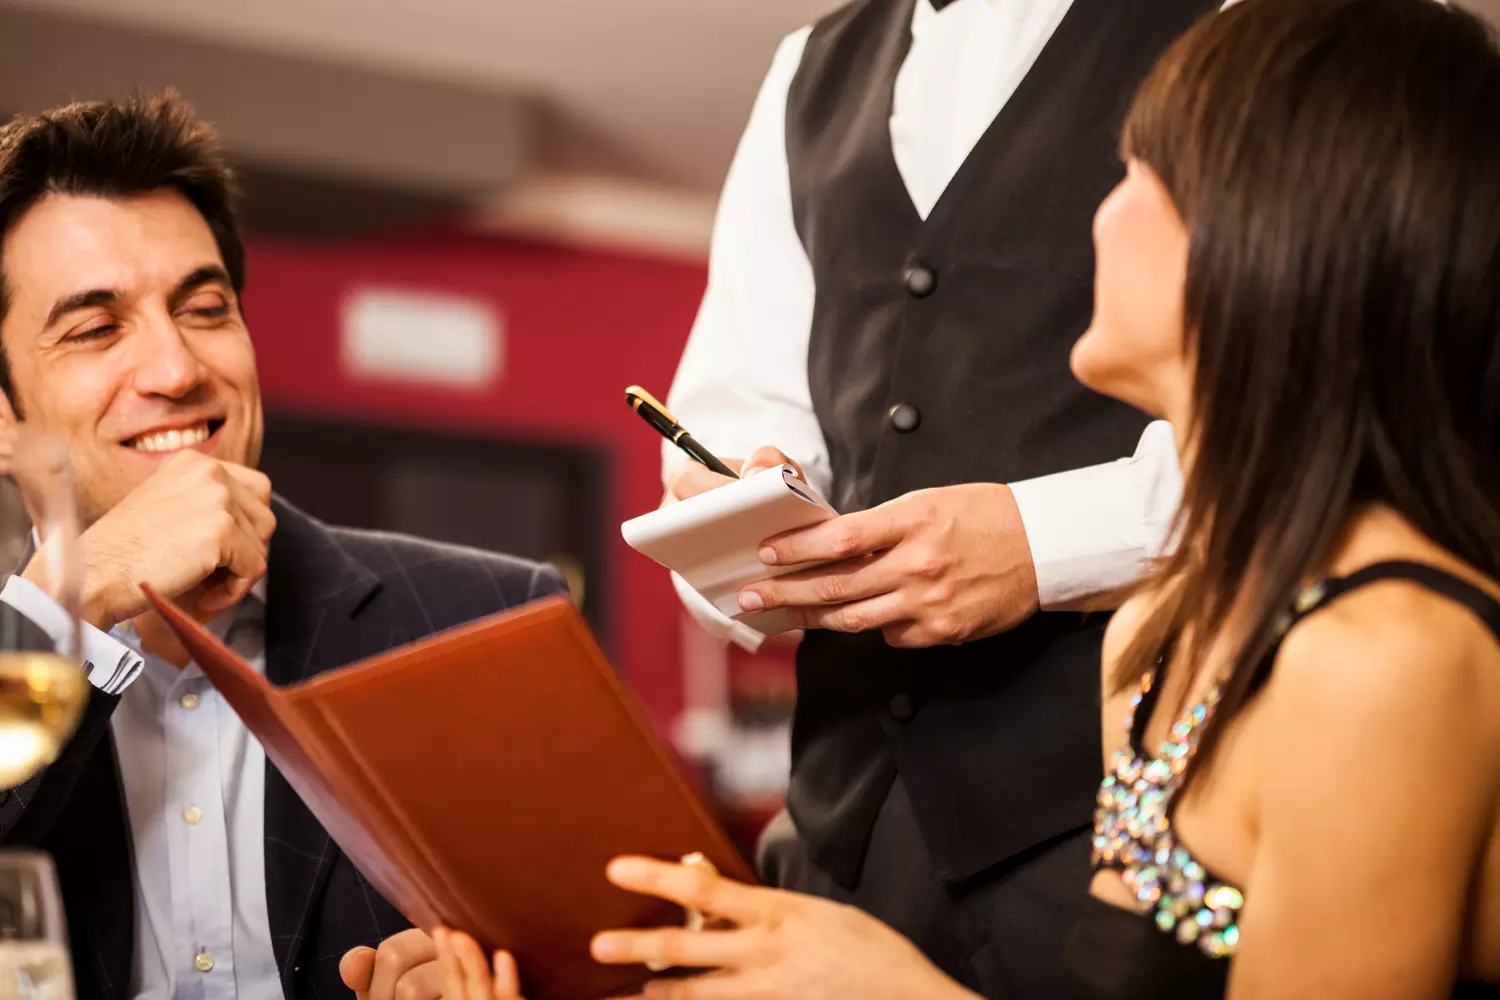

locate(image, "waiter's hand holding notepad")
[[139, 586, 753, 1000], [621, 464, 838, 635]]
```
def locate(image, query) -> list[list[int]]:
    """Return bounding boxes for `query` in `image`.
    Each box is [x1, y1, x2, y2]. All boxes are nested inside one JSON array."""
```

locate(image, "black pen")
[[625, 385, 740, 479]]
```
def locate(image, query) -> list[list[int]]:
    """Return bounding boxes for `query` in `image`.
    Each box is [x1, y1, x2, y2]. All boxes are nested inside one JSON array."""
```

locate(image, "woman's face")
[[1071, 160, 1194, 430]]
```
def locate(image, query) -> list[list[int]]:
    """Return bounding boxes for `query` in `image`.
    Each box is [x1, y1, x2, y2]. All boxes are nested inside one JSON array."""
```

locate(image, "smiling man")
[[0, 93, 565, 1000]]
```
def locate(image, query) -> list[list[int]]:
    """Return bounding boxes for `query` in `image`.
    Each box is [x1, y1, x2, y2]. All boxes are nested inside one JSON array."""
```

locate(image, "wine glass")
[[0, 852, 73, 1000], [0, 427, 86, 790], [0, 427, 85, 1000]]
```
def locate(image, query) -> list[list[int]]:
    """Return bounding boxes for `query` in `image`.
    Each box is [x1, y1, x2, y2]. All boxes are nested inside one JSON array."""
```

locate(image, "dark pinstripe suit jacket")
[[0, 497, 566, 999]]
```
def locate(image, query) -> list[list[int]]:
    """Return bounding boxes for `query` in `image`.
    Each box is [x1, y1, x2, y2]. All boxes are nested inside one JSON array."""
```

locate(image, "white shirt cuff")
[[0, 576, 144, 695], [671, 572, 768, 653], [1010, 421, 1183, 608]]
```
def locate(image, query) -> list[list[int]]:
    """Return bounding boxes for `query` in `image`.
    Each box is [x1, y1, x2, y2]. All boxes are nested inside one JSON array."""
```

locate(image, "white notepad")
[[621, 465, 838, 635]]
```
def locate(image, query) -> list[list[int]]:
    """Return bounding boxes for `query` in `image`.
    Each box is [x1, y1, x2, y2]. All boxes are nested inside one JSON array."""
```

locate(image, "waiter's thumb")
[[339, 945, 376, 1000], [742, 445, 802, 480]]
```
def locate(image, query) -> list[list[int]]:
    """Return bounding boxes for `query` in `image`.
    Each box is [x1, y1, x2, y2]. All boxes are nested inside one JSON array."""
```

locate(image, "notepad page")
[[621, 465, 836, 632]]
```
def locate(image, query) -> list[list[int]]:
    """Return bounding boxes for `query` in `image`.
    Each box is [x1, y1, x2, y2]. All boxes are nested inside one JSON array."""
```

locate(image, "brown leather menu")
[[140, 586, 754, 1000]]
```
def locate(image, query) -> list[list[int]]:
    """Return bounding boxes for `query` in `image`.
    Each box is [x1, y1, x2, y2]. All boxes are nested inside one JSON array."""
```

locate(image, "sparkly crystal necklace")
[[1091, 579, 1332, 959], [1091, 658, 1245, 958]]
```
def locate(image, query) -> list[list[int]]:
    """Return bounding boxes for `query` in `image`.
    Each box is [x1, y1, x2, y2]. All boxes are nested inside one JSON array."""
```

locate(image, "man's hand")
[[25, 450, 274, 632], [663, 445, 802, 504], [434, 929, 524, 1000], [736, 483, 1040, 648], [340, 929, 443, 1000]]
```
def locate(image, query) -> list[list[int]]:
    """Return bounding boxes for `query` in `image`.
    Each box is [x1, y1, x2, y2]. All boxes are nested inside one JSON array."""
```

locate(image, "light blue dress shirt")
[[0, 576, 282, 1000]]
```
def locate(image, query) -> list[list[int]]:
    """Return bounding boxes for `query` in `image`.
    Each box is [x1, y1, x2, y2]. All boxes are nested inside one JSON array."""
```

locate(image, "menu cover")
[[141, 586, 754, 1000]]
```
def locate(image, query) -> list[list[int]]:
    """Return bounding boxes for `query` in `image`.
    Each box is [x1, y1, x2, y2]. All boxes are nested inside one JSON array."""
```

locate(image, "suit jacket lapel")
[[261, 496, 385, 990]]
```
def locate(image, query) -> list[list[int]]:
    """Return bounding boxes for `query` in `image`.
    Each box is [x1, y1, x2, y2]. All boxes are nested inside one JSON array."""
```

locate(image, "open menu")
[[140, 586, 754, 1000]]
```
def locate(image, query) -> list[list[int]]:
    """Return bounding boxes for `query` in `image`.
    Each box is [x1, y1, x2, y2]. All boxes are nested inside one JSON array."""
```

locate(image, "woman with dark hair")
[[435, 0, 1500, 996]]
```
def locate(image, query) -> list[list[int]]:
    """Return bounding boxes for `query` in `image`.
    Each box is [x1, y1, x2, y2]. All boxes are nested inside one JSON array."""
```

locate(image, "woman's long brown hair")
[[1112, 0, 1500, 764]]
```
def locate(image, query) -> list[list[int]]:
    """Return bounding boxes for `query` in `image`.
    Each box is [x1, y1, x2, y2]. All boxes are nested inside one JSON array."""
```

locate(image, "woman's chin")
[[1069, 333, 1127, 401], [1070, 335, 1178, 419]]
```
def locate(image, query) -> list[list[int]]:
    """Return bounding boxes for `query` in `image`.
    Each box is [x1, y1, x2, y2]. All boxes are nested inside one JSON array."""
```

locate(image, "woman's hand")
[[590, 856, 982, 1000], [433, 928, 525, 1000]]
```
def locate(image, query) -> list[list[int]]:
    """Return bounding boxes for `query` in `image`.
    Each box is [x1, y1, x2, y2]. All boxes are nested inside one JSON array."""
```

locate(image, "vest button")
[[888, 403, 922, 433], [889, 693, 917, 723], [903, 264, 937, 298]]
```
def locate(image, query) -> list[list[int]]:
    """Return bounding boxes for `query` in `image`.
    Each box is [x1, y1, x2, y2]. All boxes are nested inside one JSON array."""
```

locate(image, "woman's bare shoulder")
[[1283, 507, 1500, 729], [1269, 568, 1500, 763]]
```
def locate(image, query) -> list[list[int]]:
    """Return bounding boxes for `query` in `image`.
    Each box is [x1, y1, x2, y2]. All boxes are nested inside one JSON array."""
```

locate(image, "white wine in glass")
[[0, 429, 87, 791]]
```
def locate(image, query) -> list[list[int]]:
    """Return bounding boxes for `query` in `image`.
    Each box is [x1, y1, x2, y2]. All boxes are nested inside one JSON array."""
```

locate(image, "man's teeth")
[[131, 425, 211, 453]]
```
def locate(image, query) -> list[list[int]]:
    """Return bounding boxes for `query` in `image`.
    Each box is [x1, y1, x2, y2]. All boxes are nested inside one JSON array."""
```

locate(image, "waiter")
[[663, 0, 1221, 997]]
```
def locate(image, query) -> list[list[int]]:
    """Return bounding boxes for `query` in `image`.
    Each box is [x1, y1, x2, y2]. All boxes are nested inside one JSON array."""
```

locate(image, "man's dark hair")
[[0, 89, 245, 406]]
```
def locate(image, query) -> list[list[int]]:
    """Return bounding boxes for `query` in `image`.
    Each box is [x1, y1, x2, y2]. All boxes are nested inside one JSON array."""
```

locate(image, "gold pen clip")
[[624, 385, 678, 423], [645, 852, 717, 973]]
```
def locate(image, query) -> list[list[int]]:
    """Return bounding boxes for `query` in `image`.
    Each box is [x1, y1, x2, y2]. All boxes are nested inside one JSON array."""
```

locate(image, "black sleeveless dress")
[[1064, 561, 1500, 999]]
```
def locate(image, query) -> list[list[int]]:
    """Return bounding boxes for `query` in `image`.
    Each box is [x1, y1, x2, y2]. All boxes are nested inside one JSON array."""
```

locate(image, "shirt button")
[[195, 952, 215, 973], [889, 693, 917, 723], [903, 263, 937, 298], [182, 806, 202, 825], [888, 403, 922, 434], [179, 692, 200, 711]]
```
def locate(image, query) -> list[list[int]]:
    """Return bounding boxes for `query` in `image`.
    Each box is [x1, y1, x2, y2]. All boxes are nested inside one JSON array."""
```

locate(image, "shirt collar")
[[111, 573, 269, 644]]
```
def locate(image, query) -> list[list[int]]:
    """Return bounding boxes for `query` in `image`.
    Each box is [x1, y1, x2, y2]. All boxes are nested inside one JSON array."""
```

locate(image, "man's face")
[[0, 190, 263, 527]]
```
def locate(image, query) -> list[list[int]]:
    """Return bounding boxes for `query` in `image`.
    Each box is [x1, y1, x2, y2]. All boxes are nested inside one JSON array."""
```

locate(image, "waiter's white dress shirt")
[[667, 0, 1193, 647], [1, 575, 281, 1000]]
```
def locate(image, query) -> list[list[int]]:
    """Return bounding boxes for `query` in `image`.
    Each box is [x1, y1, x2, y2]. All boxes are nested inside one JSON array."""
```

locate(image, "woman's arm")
[[434, 858, 981, 1000], [589, 857, 983, 1000], [1230, 585, 1500, 998]]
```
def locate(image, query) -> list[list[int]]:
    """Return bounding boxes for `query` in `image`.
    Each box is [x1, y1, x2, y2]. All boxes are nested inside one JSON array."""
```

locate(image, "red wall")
[[242, 231, 708, 730]]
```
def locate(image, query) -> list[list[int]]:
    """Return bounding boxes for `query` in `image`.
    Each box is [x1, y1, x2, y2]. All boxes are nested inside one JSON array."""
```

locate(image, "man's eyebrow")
[[44, 288, 119, 329], [168, 265, 234, 308], [41, 265, 233, 330]]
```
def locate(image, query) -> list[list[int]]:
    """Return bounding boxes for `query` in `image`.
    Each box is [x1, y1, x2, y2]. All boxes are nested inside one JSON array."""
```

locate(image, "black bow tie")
[[929, 0, 961, 9]]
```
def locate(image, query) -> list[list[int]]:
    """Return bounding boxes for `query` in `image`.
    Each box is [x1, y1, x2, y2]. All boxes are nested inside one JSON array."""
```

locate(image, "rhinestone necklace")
[[1091, 663, 1244, 958]]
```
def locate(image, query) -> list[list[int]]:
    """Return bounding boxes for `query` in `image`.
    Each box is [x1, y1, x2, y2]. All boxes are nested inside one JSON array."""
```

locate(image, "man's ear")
[[0, 327, 20, 432], [0, 388, 19, 437], [0, 376, 19, 468]]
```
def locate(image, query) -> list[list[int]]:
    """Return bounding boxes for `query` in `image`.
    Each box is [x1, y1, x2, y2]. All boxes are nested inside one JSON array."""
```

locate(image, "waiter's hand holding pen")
[[626, 384, 1040, 649], [626, 385, 809, 650], [624, 386, 806, 503], [666, 445, 801, 504]]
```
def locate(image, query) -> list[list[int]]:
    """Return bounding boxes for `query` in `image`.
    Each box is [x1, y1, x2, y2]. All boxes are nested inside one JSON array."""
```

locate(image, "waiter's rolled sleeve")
[[662, 27, 830, 498], [671, 572, 769, 652], [1010, 419, 1183, 608]]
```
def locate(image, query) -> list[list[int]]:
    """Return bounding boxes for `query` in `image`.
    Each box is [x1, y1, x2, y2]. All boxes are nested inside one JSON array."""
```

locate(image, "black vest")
[[784, 0, 1217, 888]]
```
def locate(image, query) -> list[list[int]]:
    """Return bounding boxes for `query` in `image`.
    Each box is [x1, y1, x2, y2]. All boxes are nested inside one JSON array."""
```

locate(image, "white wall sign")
[[340, 287, 504, 389]]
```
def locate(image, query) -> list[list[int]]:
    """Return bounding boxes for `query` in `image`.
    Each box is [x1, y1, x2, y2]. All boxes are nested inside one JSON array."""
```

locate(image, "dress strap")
[[1284, 559, 1500, 642], [1127, 561, 1500, 751]]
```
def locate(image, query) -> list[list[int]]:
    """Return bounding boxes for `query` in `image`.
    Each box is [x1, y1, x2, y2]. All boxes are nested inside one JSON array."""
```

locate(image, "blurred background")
[[3, 0, 1497, 849]]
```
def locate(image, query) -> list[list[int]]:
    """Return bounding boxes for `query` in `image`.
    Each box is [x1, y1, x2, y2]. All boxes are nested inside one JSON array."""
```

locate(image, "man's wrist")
[[24, 555, 122, 633], [81, 583, 120, 634], [983, 482, 1041, 621]]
